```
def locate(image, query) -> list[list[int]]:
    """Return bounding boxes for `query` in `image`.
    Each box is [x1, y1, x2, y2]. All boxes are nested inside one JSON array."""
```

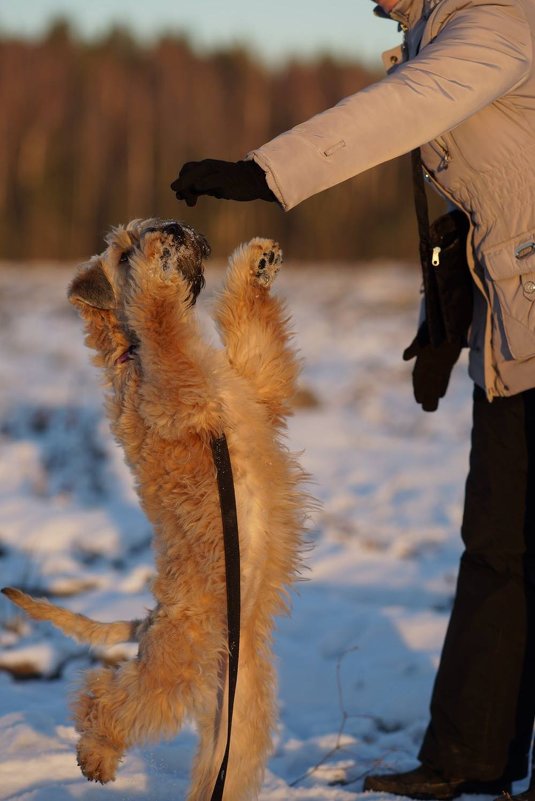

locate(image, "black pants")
[[419, 385, 535, 781]]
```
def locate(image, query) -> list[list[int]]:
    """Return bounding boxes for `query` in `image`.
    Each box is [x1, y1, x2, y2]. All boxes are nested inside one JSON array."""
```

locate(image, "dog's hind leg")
[[74, 620, 221, 784], [188, 636, 276, 801], [74, 660, 181, 784], [223, 638, 276, 801], [214, 238, 300, 425], [187, 654, 229, 801]]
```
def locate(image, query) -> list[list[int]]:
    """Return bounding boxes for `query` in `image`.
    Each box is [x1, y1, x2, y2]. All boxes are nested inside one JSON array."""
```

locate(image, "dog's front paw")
[[77, 733, 122, 784], [135, 242, 182, 284], [155, 243, 181, 280], [126, 248, 195, 318], [248, 239, 283, 288]]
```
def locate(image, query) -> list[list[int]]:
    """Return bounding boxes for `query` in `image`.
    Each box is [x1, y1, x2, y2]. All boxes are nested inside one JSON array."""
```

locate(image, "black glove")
[[403, 323, 462, 412], [171, 159, 277, 207]]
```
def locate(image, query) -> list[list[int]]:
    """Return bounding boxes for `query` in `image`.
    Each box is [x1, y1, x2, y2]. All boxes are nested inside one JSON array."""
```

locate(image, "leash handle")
[[210, 434, 241, 801]]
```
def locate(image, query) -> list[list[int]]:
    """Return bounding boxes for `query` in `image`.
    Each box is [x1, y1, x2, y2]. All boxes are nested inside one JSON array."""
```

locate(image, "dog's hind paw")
[[248, 239, 282, 288], [77, 734, 121, 784]]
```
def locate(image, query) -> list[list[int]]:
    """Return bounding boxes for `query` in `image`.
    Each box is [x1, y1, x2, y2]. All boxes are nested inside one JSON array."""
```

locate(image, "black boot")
[[363, 764, 512, 800]]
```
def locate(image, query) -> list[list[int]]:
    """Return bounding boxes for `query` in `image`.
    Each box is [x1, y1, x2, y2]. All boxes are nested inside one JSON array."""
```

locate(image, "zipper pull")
[[438, 151, 451, 171], [432, 246, 441, 267]]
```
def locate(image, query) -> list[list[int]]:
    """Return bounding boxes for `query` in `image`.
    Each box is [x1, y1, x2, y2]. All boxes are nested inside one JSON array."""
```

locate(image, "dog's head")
[[68, 218, 210, 313]]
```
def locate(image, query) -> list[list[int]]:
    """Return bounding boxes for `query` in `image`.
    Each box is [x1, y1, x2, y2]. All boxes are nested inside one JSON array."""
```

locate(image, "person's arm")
[[249, 0, 531, 210], [172, 0, 530, 208]]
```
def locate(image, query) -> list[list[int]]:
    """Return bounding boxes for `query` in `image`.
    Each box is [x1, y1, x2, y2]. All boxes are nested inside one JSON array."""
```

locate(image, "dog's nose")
[[162, 222, 183, 238], [143, 221, 186, 243]]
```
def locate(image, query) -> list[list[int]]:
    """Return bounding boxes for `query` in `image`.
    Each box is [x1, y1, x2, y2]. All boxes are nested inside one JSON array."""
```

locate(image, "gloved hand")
[[171, 159, 277, 206], [403, 323, 462, 412]]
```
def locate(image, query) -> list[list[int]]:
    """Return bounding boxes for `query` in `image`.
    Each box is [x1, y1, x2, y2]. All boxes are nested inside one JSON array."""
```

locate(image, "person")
[[171, 0, 535, 798]]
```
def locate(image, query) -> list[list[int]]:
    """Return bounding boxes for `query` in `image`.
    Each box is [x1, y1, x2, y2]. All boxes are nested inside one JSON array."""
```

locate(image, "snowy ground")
[[0, 258, 487, 800]]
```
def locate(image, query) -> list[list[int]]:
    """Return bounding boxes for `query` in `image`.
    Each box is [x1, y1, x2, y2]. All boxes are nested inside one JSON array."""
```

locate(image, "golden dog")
[[3, 219, 308, 801]]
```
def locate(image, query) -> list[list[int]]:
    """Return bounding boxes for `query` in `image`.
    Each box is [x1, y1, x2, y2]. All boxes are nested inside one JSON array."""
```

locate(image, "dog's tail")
[[2, 587, 142, 646]]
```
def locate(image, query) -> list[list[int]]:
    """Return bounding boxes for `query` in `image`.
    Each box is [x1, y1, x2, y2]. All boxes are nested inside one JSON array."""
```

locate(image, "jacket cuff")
[[245, 152, 289, 210]]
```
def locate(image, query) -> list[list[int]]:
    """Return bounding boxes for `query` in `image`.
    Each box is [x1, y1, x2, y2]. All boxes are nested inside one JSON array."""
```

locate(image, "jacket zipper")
[[434, 137, 451, 171], [421, 162, 501, 400]]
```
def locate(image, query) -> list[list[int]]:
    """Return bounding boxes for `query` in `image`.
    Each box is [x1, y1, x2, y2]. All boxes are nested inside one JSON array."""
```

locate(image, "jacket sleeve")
[[248, 0, 531, 210]]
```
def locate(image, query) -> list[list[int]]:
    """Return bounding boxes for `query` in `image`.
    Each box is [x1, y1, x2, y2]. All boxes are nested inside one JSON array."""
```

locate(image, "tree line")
[[0, 21, 441, 262]]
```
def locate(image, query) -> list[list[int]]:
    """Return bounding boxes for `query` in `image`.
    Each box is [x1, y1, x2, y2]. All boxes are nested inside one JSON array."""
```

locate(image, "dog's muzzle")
[[144, 220, 186, 244], [141, 220, 209, 304]]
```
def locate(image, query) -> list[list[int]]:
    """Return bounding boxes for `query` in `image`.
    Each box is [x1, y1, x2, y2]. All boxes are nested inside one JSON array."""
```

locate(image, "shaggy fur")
[[3, 219, 309, 801]]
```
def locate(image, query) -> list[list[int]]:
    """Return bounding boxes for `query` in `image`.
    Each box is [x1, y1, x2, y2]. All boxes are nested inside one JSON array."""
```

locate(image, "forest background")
[[0, 20, 445, 262]]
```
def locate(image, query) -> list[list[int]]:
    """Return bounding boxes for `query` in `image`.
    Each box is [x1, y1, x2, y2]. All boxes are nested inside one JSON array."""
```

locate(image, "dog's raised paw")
[[250, 239, 282, 289]]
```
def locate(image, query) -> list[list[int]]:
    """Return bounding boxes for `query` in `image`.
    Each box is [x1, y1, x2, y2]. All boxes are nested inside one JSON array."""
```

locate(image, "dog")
[[2, 219, 309, 801]]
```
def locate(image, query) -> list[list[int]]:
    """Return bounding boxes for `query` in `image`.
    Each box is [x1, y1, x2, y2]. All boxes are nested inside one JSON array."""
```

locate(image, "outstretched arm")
[[249, 0, 531, 209], [171, 0, 530, 211]]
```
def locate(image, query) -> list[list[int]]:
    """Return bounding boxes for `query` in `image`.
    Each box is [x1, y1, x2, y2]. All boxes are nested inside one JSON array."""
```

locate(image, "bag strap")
[[411, 148, 445, 347], [210, 434, 241, 801]]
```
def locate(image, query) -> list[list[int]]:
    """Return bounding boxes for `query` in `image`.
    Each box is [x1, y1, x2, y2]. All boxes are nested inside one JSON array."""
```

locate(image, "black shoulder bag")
[[403, 149, 474, 411]]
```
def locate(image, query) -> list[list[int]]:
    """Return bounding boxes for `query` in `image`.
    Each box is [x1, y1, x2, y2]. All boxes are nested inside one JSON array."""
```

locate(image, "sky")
[[0, 0, 403, 66]]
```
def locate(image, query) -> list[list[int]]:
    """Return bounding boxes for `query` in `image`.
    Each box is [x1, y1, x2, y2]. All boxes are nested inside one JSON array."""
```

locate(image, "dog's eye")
[[119, 250, 132, 265]]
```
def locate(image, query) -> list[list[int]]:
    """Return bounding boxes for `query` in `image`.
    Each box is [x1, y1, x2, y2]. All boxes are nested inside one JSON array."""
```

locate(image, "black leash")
[[209, 434, 241, 801], [411, 148, 446, 347]]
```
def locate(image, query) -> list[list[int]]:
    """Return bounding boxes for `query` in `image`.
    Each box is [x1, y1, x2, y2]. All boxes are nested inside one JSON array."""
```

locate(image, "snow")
[[0, 258, 497, 800]]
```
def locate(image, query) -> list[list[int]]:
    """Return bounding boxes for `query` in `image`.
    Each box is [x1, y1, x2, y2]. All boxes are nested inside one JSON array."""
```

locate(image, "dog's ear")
[[68, 262, 115, 309]]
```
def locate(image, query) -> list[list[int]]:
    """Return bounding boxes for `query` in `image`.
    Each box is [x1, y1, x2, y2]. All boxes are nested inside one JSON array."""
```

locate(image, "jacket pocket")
[[483, 232, 535, 360], [323, 140, 346, 158]]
